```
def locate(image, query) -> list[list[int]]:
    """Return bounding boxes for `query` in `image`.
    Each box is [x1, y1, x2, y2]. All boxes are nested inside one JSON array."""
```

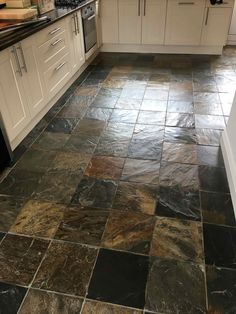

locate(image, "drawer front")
[[206, 0, 234, 7], [35, 19, 65, 46], [44, 53, 71, 99], [37, 31, 69, 71]]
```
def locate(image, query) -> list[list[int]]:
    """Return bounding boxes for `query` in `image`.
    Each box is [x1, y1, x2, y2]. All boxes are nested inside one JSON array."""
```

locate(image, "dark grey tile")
[[128, 140, 162, 161], [197, 146, 224, 167], [162, 142, 198, 164], [166, 113, 195, 128], [196, 128, 222, 146], [85, 107, 113, 121], [46, 118, 79, 134], [32, 132, 70, 151], [0, 282, 27, 314], [0, 196, 25, 232], [199, 166, 229, 193], [110, 109, 139, 124]]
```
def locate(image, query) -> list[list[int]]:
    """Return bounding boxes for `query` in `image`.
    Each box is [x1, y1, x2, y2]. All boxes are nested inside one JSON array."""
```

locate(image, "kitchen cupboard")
[[201, 7, 233, 46], [165, 0, 205, 45], [100, 0, 118, 43]]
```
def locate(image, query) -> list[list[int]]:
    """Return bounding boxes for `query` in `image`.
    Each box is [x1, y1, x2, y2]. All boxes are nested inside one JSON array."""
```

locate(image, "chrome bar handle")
[[178, 2, 195, 4], [144, 0, 146, 16], [76, 13, 80, 34], [205, 7, 209, 25], [51, 38, 63, 46], [17, 43, 27, 73], [49, 27, 61, 35], [55, 61, 66, 71], [11, 45, 22, 76], [72, 14, 77, 35], [87, 14, 96, 21], [138, 0, 141, 16]]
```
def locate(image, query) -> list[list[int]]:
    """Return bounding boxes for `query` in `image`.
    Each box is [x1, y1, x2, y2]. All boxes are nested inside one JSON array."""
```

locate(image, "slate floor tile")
[[137, 111, 166, 125], [0, 234, 49, 286], [128, 140, 162, 161], [10, 200, 65, 238], [19, 289, 83, 314], [85, 156, 124, 180], [54, 206, 109, 245], [145, 257, 206, 313], [85, 108, 113, 122], [201, 191, 235, 226], [115, 98, 142, 110], [91, 94, 118, 109], [0, 282, 27, 314], [110, 109, 139, 124], [199, 166, 229, 193], [164, 126, 197, 144], [32, 132, 70, 151], [194, 102, 223, 115], [33, 242, 97, 296], [203, 223, 236, 269], [162, 142, 198, 164], [206, 265, 236, 314], [195, 114, 225, 129], [144, 88, 169, 101], [71, 176, 117, 209], [132, 125, 164, 142], [121, 158, 160, 184], [63, 133, 97, 154], [101, 210, 155, 255], [87, 249, 149, 309], [156, 186, 201, 221], [150, 217, 203, 263], [120, 87, 145, 100], [82, 300, 142, 314], [197, 146, 224, 167], [112, 182, 158, 215], [46, 117, 79, 134], [73, 118, 106, 136], [0, 196, 25, 232], [141, 100, 167, 111], [58, 95, 89, 118], [166, 113, 195, 128], [167, 100, 194, 113], [196, 128, 222, 146]]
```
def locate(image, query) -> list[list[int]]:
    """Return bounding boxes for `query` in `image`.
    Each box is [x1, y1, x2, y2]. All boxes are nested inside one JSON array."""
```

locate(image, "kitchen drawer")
[[37, 31, 69, 71], [35, 19, 65, 46], [44, 53, 71, 100], [206, 0, 234, 7]]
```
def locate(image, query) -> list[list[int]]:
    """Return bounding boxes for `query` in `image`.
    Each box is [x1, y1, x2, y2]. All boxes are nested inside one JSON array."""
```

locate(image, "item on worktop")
[[0, 8, 37, 20], [31, 0, 55, 14], [0, 16, 50, 33], [6, 0, 31, 8], [0, 0, 6, 8]]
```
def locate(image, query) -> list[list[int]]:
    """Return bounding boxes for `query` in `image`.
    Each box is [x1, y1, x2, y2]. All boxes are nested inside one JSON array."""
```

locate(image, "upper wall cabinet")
[[201, 7, 233, 46], [165, 0, 205, 45], [142, 0, 167, 45], [100, 0, 119, 43]]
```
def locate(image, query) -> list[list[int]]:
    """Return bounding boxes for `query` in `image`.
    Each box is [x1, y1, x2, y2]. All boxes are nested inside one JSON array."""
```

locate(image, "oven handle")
[[86, 14, 96, 21]]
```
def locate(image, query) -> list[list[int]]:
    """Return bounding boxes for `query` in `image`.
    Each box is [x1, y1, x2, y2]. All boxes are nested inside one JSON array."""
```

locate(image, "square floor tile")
[[63, 133, 97, 154], [128, 140, 162, 161], [206, 265, 236, 314], [10, 200, 65, 238], [195, 114, 225, 129], [0, 196, 25, 232], [194, 102, 223, 115], [87, 249, 149, 309], [132, 125, 164, 142], [33, 132, 70, 151], [58, 95, 89, 118], [144, 88, 168, 101], [196, 128, 222, 146], [166, 113, 195, 128], [20, 289, 83, 314], [74, 118, 106, 136], [112, 182, 158, 215], [0, 282, 27, 314], [110, 109, 139, 124], [54, 206, 109, 245], [141, 100, 167, 111], [201, 191, 235, 226], [115, 98, 142, 110], [85, 156, 124, 180], [199, 166, 229, 193], [167, 101, 194, 113], [164, 127, 197, 144], [137, 111, 166, 125], [102, 210, 155, 255], [71, 176, 117, 209], [197, 146, 224, 167], [162, 142, 198, 164], [160, 162, 199, 191], [203, 223, 236, 269], [120, 87, 145, 100], [156, 186, 201, 221], [193, 92, 220, 104], [91, 94, 118, 109], [150, 217, 203, 263], [121, 159, 160, 184], [85, 108, 113, 122], [82, 300, 142, 314], [0, 169, 42, 198], [145, 257, 206, 313], [46, 118, 79, 134], [33, 242, 97, 296], [0, 234, 49, 286]]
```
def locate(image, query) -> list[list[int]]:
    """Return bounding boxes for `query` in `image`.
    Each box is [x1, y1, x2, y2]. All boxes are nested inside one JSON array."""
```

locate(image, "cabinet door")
[[67, 12, 85, 75], [0, 49, 30, 142], [118, 0, 142, 44], [201, 8, 232, 46], [142, 0, 167, 44], [165, 0, 205, 45], [19, 36, 46, 118], [100, 0, 118, 43]]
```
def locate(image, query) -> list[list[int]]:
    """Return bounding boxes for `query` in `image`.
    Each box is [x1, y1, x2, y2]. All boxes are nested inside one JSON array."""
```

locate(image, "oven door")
[[82, 13, 97, 53]]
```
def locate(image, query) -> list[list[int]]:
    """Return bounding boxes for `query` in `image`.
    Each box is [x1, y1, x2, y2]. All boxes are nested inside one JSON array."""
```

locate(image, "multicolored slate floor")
[[0, 48, 236, 314]]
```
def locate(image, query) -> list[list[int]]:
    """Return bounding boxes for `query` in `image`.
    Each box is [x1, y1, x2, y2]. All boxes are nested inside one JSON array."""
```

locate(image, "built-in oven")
[[0, 114, 13, 171], [81, 2, 97, 58]]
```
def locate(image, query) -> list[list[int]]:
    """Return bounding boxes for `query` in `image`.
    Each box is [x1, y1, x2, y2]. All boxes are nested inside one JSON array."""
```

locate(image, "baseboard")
[[100, 43, 223, 55], [227, 34, 236, 45], [221, 131, 236, 218]]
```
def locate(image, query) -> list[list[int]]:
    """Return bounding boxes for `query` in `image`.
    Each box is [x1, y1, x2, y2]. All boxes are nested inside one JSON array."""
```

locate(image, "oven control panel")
[[81, 2, 95, 18]]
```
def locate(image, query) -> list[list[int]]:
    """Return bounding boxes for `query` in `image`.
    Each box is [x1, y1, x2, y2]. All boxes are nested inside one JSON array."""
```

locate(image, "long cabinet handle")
[[11, 45, 23, 76], [143, 0, 146, 16], [72, 14, 77, 35], [49, 27, 61, 35], [76, 13, 80, 33], [17, 42, 27, 73], [51, 38, 63, 46], [138, 0, 141, 16], [55, 61, 66, 71], [205, 7, 209, 25], [178, 2, 195, 4]]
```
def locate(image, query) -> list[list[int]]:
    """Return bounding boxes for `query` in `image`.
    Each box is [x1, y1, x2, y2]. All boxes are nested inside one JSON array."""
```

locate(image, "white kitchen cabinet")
[[100, 0, 118, 43], [201, 7, 233, 46], [142, 0, 167, 44], [118, 0, 142, 44], [165, 0, 205, 45], [66, 11, 85, 74], [0, 47, 30, 142]]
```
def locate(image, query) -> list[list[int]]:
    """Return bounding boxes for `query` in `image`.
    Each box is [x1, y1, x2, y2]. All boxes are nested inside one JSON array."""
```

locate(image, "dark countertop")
[[0, 0, 94, 51]]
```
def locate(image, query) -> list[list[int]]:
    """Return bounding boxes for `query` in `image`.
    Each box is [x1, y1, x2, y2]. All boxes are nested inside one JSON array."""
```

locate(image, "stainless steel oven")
[[81, 2, 97, 56], [0, 114, 12, 171]]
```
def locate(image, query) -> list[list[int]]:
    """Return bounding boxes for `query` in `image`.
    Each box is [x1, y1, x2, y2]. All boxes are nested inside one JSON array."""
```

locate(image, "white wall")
[[221, 92, 236, 216]]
